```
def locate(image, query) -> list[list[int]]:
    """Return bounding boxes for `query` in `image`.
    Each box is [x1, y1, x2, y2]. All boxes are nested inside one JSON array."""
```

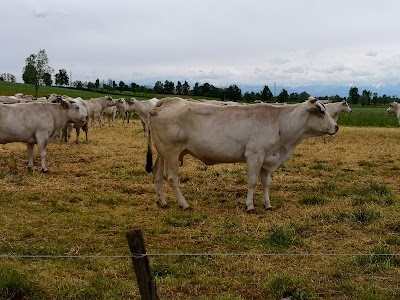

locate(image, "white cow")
[[127, 98, 159, 131], [311, 100, 352, 144], [85, 95, 115, 128], [101, 98, 128, 127], [387, 102, 400, 125], [146, 97, 338, 212], [0, 98, 87, 172], [58, 97, 89, 143]]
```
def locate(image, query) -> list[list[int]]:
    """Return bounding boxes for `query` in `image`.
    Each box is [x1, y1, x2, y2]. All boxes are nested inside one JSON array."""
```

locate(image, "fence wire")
[[1, 252, 400, 259]]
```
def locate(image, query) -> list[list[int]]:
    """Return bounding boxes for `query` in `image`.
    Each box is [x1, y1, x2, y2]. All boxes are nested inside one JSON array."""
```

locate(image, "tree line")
[[5, 49, 398, 105]]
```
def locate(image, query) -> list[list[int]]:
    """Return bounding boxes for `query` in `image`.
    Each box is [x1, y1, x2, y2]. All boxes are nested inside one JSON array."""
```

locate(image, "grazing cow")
[[146, 97, 339, 212], [387, 102, 400, 125], [0, 98, 87, 172], [85, 95, 115, 128], [311, 100, 352, 144]]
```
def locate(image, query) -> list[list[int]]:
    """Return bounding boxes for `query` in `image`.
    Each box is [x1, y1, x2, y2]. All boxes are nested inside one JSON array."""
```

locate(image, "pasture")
[[1, 118, 400, 299]]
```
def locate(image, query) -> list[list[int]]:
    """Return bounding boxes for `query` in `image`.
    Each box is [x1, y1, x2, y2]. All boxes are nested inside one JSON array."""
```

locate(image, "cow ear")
[[60, 99, 69, 110]]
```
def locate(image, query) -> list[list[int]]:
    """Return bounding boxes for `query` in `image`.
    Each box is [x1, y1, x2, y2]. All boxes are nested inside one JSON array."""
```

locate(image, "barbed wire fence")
[[1, 228, 400, 299]]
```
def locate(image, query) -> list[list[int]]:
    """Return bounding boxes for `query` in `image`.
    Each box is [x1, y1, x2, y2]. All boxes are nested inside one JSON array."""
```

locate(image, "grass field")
[[0, 118, 400, 299], [0, 81, 154, 100], [339, 105, 399, 127]]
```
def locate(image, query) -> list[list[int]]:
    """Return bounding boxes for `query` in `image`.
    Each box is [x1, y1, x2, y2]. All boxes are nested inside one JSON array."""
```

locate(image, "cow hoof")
[[264, 206, 273, 211], [156, 201, 169, 208], [179, 205, 193, 211], [246, 208, 256, 214], [41, 169, 48, 174]]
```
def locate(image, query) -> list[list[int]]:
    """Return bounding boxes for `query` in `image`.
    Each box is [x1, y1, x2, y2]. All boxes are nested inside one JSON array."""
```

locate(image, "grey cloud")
[[269, 58, 290, 65], [282, 66, 305, 74], [365, 50, 378, 57], [32, 8, 48, 18]]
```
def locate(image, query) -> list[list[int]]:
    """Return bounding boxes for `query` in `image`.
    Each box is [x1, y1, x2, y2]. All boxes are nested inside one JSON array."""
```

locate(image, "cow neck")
[[277, 103, 309, 148]]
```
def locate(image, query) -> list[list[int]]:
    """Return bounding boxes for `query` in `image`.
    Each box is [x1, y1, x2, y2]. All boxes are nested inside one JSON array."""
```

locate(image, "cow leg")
[[36, 139, 48, 173], [260, 168, 273, 210], [311, 137, 317, 145], [323, 134, 328, 143], [153, 155, 168, 208], [26, 143, 34, 171], [83, 123, 89, 141], [75, 128, 81, 143], [67, 126, 72, 142], [164, 155, 190, 210], [245, 155, 263, 212]]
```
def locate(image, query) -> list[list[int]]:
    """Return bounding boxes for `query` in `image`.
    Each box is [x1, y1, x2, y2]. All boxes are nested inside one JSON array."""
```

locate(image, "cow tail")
[[145, 127, 153, 173]]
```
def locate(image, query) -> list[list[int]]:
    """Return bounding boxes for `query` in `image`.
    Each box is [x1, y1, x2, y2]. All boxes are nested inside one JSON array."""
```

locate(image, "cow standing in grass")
[[146, 97, 338, 212], [0, 98, 88, 172], [387, 102, 400, 125], [85, 95, 116, 128]]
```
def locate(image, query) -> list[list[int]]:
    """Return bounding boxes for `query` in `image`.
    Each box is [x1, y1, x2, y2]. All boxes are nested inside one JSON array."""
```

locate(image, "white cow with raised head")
[[387, 102, 400, 125], [311, 100, 352, 144], [0, 97, 88, 172], [146, 97, 338, 212]]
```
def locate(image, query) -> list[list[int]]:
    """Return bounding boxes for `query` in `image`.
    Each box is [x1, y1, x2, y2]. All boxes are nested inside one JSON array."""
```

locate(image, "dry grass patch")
[[0, 124, 400, 299]]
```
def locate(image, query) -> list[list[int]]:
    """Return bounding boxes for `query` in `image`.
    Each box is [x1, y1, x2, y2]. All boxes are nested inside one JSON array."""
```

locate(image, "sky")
[[2, 0, 400, 95]]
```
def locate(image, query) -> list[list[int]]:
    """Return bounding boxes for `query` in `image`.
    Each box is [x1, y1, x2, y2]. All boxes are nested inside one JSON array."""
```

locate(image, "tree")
[[73, 80, 84, 89], [154, 81, 164, 93], [22, 49, 53, 97], [298, 91, 310, 103], [164, 80, 175, 94], [0, 73, 16, 82], [192, 83, 199, 96], [289, 92, 299, 102], [362, 90, 371, 105], [349, 87, 360, 105], [277, 89, 289, 103], [224, 85, 242, 101], [95, 78, 100, 89], [43, 72, 52, 86], [359, 94, 369, 107], [55, 69, 69, 87], [261, 85, 273, 102], [182, 81, 190, 95], [176, 81, 182, 94]]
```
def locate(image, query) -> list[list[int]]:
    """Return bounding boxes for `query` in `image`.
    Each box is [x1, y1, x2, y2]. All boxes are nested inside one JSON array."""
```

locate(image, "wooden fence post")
[[126, 229, 159, 300]]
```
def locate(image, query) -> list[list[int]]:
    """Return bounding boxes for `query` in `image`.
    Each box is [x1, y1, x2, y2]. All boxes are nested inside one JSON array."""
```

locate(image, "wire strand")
[[1, 252, 400, 259]]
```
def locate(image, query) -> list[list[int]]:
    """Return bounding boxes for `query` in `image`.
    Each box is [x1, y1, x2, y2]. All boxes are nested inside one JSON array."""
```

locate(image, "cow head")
[[387, 102, 399, 114], [62, 100, 88, 123], [341, 100, 352, 113], [306, 97, 339, 136], [105, 95, 116, 107]]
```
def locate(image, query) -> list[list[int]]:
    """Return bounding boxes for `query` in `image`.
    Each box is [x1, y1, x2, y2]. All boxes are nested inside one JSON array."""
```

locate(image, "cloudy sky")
[[2, 0, 400, 93]]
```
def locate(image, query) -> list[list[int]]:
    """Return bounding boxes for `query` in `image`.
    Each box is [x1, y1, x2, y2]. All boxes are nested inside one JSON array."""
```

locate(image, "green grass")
[[339, 105, 398, 127]]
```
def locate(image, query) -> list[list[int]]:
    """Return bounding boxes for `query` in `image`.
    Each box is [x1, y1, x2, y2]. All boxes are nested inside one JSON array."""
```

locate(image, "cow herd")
[[0, 93, 399, 211]]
